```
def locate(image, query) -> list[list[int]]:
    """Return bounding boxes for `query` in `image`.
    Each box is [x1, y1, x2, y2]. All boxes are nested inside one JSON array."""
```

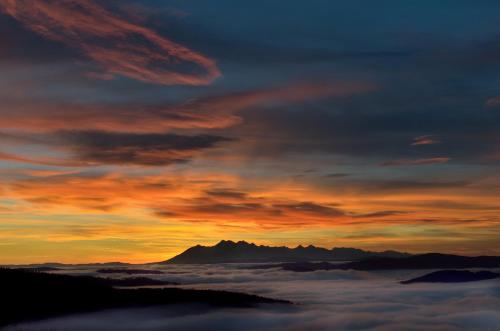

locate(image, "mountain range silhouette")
[[163, 240, 411, 264]]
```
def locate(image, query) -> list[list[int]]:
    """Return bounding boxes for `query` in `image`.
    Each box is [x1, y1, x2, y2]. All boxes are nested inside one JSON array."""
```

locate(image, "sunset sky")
[[1, 0, 500, 264]]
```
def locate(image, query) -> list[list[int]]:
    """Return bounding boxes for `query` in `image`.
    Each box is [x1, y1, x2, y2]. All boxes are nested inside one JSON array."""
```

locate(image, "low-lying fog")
[[6, 264, 500, 331]]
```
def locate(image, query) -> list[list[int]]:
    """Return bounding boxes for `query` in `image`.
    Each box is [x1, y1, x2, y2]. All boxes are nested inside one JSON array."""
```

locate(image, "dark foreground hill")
[[253, 253, 500, 272], [401, 270, 500, 284], [0, 268, 290, 327], [163, 240, 411, 264]]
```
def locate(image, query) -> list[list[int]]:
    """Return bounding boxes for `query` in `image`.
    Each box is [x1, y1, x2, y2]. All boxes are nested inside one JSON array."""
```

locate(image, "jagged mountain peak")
[[215, 240, 256, 248]]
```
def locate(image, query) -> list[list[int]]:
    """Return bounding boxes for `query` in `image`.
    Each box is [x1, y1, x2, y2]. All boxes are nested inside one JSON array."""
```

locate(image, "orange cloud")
[[6, 169, 482, 229], [0, 0, 220, 85], [3, 171, 240, 213], [5, 170, 498, 229], [4, 171, 353, 227]]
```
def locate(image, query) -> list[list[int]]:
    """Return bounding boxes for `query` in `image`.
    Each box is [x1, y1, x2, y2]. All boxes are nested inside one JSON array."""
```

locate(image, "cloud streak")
[[381, 157, 450, 167], [0, 150, 87, 167], [0, 81, 374, 133], [0, 0, 220, 85], [0, 131, 232, 167], [58, 131, 232, 166], [411, 135, 440, 146], [0, 81, 373, 167]]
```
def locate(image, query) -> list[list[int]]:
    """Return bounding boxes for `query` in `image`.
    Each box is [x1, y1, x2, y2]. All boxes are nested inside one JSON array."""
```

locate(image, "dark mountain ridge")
[[162, 240, 411, 264], [401, 270, 500, 284], [254, 253, 500, 272]]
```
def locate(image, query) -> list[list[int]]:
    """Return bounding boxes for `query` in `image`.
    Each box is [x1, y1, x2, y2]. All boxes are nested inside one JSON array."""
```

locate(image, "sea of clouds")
[[5, 264, 500, 331]]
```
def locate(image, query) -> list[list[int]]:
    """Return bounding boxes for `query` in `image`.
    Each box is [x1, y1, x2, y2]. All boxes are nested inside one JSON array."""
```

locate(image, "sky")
[[0, 0, 500, 263]]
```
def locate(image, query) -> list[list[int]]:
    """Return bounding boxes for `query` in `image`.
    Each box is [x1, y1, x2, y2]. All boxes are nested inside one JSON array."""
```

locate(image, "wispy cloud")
[[0, 150, 86, 167], [381, 157, 450, 166], [411, 135, 440, 146], [0, 81, 373, 133], [0, 0, 220, 85], [485, 97, 500, 108], [0, 81, 373, 167]]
